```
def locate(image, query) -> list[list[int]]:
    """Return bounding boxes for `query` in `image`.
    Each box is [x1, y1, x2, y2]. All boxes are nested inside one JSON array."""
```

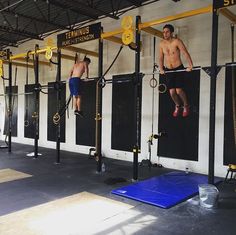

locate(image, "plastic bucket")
[[198, 184, 219, 209]]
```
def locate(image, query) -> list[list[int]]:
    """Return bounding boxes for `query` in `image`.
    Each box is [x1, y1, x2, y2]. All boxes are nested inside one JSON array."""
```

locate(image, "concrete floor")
[[0, 142, 236, 235]]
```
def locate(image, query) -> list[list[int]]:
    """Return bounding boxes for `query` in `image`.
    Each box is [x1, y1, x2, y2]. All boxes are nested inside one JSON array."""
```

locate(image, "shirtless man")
[[159, 24, 193, 117], [69, 57, 91, 117]]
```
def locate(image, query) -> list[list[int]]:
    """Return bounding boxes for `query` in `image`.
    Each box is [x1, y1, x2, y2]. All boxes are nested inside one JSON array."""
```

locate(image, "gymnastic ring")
[[7, 109, 12, 116], [158, 83, 167, 94], [32, 112, 38, 119], [53, 112, 60, 125], [100, 77, 106, 88], [24, 120, 29, 127], [149, 77, 157, 88]]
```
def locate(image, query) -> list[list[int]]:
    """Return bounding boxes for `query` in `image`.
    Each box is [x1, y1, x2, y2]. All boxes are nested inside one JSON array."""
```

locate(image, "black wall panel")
[[47, 82, 66, 142], [157, 70, 200, 161], [224, 65, 236, 165], [24, 84, 38, 138], [76, 80, 96, 146], [111, 74, 142, 152]]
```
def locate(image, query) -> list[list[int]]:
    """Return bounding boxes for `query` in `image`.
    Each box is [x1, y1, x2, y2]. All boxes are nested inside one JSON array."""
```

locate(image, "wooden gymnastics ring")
[[24, 120, 29, 127], [149, 77, 157, 88], [53, 112, 60, 125]]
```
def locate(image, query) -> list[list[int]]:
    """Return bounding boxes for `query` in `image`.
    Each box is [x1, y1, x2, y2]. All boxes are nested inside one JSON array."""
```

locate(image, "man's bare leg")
[[176, 88, 188, 106], [169, 88, 181, 117], [176, 88, 190, 117], [74, 96, 78, 111], [73, 96, 81, 110], [76, 95, 81, 111], [74, 96, 84, 117], [169, 89, 181, 106]]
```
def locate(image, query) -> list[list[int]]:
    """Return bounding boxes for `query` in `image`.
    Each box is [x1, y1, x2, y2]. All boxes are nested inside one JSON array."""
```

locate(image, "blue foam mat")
[[111, 171, 222, 209]]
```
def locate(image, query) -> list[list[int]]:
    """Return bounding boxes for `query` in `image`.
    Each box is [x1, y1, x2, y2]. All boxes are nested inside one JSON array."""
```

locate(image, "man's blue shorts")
[[69, 77, 82, 96]]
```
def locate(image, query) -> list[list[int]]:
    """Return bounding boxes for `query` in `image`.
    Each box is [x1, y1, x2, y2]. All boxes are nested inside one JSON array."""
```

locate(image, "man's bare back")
[[69, 57, 91, 117], [71, 61, 88, 78]]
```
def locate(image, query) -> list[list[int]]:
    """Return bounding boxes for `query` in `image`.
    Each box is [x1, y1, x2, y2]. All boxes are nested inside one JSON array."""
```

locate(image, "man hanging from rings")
[[69, 56, 91, 117], [159, 24, 193, 117]]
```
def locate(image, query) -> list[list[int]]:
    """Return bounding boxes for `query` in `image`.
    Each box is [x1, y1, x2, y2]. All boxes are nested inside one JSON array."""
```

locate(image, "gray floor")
[[0, 142, 236, 235]]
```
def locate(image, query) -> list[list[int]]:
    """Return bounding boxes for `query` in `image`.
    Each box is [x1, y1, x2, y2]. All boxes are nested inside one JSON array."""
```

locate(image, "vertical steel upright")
[[133, 16, 141, 181], [34, 45, 40, 158], [208, 1, 219, 183], [231, 24, 234, 62], [56, 49, 61, 164], [96, 27, 103, 173], [7, 49, 12, 153], [231, 24, 236, 152]]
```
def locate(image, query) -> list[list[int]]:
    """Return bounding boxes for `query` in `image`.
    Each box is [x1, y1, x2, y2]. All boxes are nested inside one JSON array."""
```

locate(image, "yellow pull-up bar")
[[139, 5, 213, 30], [10, 46, 57, 60], [9, 5, 213, 61], [102, 5, 212, 39]]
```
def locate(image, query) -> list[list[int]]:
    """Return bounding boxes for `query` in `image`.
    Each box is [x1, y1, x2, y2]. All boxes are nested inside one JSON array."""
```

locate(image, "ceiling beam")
[[62, 46, 99, 58], [45, 0, 118, 20], [220, 8, 236, 24], [141, 27, 163, 38], [73, 0, 119, 20], [126, 0, 142, 6], [0, 25, 42, 40], [0, 9, 71, 31], [44, 0, 97, 19], [52, 52, 75, 61], [65, 0, 119, 20], [0, 38, 18, 47], [105, 35, 136, 48], [3, 60, 34, 68]]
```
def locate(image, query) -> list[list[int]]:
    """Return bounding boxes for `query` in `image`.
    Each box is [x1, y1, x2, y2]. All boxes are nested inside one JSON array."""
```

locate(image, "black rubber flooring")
[[0, 142, 236, 235]]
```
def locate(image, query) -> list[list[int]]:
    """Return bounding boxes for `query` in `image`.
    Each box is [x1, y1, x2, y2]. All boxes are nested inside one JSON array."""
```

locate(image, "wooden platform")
[[0, 168, 32, 184]]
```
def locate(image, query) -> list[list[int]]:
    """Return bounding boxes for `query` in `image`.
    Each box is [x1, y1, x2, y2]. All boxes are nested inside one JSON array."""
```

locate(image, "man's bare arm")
[[69, 65, 74, 77], [177, 39, 193, 71], [85, 63, 89, 78], [159, 42, 165, 74]]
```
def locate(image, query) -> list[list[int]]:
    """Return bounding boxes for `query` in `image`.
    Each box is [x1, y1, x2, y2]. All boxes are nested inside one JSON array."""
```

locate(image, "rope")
[[53, 95, 72, 125], [104, 45, 123, 77], [11, 67, 17, 113], [98, 45, 124, 87], [1, 63, 18, 145]]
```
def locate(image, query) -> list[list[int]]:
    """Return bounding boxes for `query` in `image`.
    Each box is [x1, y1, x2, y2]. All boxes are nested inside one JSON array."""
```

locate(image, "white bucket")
[[198, 184, 219, 209]]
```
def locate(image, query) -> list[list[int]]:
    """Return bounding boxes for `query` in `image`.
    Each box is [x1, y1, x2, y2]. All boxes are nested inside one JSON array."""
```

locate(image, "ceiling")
[[0, 0, 180, 50]]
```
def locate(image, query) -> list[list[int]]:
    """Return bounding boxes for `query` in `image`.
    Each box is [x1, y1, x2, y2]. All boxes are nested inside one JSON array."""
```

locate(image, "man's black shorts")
[[165, 64, 185, 89]]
